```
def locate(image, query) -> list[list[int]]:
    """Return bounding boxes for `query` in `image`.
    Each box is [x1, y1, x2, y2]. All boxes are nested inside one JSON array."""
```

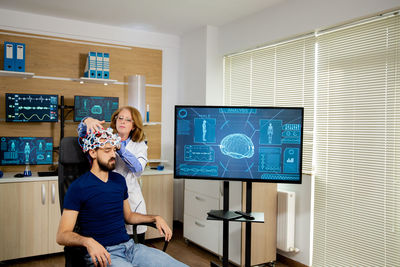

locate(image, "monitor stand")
[[207, 181, 259, 267]]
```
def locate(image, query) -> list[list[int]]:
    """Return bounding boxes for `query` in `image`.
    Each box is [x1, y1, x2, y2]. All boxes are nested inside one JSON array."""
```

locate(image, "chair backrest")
[[58, 137, 91, 267], [58, 136, 90, 211]]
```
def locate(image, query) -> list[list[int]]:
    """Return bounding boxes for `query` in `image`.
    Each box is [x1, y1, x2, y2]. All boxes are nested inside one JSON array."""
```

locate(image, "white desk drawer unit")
[[183, 214, 220, 253], [185, 179, 221, 198], [184, 190, 219, 219]]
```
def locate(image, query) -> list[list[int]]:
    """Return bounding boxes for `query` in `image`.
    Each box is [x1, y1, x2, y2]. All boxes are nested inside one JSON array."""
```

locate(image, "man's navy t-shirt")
[[63, 171, 130, 247]]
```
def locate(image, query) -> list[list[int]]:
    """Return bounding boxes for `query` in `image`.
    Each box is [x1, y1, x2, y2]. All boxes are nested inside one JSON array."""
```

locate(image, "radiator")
[[277, 190, 296, 252]]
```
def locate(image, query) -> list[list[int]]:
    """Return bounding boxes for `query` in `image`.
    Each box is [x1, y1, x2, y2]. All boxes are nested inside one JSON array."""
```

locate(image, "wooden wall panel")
[[0, 30, 162, 172], [146, 86, 162, 122], [144, 125, 162, 160]]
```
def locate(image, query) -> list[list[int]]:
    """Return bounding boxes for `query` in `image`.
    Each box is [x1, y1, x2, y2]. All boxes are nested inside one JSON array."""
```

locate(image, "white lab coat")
[[114, 140, 148, 234]]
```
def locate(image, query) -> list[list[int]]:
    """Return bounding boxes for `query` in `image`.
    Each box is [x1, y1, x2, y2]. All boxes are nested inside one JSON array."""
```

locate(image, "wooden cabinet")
[[0, 179, 63, 261], [141, 173, 174, 239]]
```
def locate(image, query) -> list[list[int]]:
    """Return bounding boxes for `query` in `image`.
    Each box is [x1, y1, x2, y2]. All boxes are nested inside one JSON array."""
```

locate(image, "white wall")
[[196, 0, 400, 266], [178, 26, 207, 105], [218, 0, 400, 56]]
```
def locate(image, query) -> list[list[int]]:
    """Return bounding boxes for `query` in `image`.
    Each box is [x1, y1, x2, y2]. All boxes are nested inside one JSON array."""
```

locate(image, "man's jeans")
[[85, 239, 188, 267]]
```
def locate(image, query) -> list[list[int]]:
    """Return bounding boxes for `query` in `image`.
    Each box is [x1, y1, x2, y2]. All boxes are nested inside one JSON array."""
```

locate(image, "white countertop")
[[0, 168, 173, 183]]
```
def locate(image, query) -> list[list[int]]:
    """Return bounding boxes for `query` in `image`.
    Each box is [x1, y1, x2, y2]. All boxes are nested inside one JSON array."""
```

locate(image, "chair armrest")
[[130, 223, 169, 252]]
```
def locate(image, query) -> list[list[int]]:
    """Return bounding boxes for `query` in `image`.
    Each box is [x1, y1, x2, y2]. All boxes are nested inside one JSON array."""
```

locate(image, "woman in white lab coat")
[[78, 106, 148, 243]]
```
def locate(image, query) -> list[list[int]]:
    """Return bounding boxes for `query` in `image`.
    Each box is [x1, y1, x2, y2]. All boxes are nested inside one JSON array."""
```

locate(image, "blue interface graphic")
[[0, 137, 53, 165], [74, 96, 119, 122], [174, 106, 303, 182], [6, 93, 58, 122]]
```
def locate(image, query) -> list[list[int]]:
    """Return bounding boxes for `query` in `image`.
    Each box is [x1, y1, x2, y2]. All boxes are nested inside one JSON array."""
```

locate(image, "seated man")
[[56, 128, 187, 267]]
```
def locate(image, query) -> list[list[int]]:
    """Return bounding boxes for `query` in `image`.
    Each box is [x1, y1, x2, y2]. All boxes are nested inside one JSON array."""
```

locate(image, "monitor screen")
[[74, 96, 119, 122], [174, 106, 303, 183], [0, 137, 53, 165], [6, 93, 58, 122]]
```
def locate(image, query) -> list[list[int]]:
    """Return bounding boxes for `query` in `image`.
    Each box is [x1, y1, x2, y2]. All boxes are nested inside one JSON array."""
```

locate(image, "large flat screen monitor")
[[6, 93, 58, 122], [174, 106, 303, 183], [74, 96, 119, 122], [0, 137, 53, 165]]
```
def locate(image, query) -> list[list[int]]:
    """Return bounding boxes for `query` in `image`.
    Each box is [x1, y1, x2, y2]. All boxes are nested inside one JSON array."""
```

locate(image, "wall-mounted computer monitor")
[[74, 96, 119, 122], [0, 137, 53, 165], [174, 105, 303, 184], [6, 93, 58, 122]]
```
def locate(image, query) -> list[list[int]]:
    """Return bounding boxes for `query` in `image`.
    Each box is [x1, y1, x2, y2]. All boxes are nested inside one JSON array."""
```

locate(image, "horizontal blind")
[[224, 37, 315, 173], [313, 14, 400, 267]]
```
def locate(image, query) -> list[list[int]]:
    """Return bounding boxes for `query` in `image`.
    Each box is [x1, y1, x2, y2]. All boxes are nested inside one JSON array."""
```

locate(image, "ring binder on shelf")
[[4, 41, 15, 71], [96, 52, 103, 79], [103, 53, 109, 79], [84, 51, 96, 78], [14, 43, 25, 72]]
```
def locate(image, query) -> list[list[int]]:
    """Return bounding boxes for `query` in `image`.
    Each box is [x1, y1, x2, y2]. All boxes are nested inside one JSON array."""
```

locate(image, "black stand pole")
[[58, 95, 74, 143], [222, 181, 229, 267], [60, 96, 65, 140], [210, 181, 230, 267], [245, 182, 252, 267]]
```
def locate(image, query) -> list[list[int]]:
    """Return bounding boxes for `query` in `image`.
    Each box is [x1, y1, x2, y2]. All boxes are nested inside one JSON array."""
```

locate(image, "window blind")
[[313, 14, 400, 266], [223, 10, 400, 267], [224, 37, 315, 174]]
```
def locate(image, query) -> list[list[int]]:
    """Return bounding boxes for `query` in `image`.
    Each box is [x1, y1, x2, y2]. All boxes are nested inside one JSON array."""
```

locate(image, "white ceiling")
[[0, 0, 285, 35]]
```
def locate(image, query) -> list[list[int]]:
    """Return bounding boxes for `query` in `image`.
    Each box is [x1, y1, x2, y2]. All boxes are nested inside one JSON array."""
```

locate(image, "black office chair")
[[58, 136, 168, 267]]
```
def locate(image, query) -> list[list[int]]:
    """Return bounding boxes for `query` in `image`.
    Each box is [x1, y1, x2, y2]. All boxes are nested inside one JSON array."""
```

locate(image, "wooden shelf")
[[144, 122, 161, 126], [148, 159, 168, 163], [0, 70, 34, 78], [77, 77, 117, 85]]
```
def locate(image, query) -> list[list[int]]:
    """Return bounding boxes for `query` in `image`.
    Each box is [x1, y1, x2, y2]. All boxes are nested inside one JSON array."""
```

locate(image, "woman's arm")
[[117, 141, 148, 175]]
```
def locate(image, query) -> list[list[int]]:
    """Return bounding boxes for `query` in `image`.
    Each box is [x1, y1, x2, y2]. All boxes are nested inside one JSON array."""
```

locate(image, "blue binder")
[[103, 53, 109, 79], [3, 42, 14, 71], [14, 43, 25, 72], [84, 52, 96, 78], [96, 52, 103, 79]]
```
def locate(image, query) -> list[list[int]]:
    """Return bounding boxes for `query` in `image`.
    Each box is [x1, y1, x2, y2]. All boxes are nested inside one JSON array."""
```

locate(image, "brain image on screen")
[[220, 133, 254, 159]]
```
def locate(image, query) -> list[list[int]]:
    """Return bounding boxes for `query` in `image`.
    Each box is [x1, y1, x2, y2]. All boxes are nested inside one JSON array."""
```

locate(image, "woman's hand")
[[84, 117, 105, 134]]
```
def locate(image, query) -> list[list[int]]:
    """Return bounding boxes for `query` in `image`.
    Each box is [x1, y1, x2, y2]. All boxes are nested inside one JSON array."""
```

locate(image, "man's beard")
[[97, 157, 116, 171]]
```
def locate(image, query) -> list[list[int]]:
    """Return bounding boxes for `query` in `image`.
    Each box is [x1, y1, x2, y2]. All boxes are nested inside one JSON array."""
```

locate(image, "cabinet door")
[[141, 174, 173, 239], [0, 182, 49, 261], [48, 181, 63, 253]]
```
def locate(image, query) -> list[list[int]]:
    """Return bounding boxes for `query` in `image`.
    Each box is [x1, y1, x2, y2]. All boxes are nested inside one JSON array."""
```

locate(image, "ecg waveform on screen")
[[18, 95, 53, 103], [18, 113, 52, 121], [6, 93, 58, 122]]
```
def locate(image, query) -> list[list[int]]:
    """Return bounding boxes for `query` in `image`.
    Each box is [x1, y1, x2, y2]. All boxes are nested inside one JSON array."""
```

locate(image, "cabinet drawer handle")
[[41, 184, 46, 205], [195, 196, 205, 201], [195, 221, 205, 228], [51, 183, 56, 204]]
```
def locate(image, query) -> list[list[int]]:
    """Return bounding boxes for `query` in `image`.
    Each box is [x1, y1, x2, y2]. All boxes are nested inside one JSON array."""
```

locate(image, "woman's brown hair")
[[110, 106, 146, 142]]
